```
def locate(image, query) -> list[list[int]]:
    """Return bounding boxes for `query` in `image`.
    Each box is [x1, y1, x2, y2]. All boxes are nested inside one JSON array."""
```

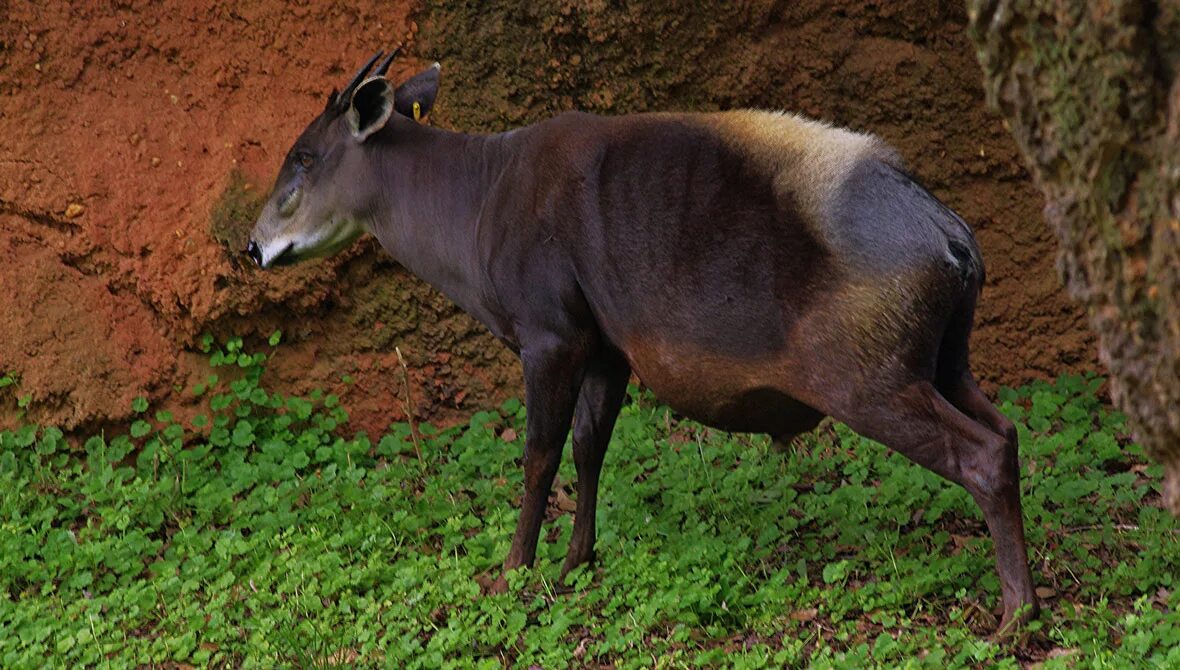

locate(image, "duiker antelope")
[[248, 52, 1037, 630]]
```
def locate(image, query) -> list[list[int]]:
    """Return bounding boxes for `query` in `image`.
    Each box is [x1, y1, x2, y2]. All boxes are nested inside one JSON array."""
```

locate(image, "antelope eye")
[[296, 152, 315, 170]]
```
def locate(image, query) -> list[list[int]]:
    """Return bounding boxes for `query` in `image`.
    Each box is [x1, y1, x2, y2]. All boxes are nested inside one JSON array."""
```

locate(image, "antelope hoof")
[[994, 600, 1040, 639], [474, 570, 510, 595], [487, 574, 509, 595], [559, 549, 596, 583]]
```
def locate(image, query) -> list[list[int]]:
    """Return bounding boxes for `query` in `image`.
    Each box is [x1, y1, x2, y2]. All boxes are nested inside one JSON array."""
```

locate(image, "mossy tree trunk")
[[968, 0, 1179, 513]]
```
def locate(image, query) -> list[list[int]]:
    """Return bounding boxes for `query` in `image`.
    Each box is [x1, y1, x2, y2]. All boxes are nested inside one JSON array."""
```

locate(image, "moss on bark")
[[968, 0, 1180, 512]]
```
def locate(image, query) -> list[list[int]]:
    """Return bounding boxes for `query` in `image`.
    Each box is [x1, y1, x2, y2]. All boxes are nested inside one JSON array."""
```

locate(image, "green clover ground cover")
[[1, 338, 1177, 669]]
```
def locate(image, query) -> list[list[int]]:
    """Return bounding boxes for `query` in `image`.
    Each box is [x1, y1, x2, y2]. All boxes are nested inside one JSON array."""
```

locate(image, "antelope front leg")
[[561, 349, 630, 580], [493, 334, 587, 592]]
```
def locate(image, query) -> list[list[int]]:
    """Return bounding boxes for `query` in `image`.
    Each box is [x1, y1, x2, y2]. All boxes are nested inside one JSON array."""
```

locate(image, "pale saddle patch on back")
[[698, 110, 902, 234], [690, 111, 947, 367]]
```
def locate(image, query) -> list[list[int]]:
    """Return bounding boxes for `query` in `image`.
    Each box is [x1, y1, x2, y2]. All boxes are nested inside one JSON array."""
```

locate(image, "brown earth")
[[0, 1, 1094, 437]]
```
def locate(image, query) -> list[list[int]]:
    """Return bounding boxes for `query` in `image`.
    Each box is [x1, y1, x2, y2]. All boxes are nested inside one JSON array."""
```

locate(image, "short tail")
[[886, 162, 986, 292], [947, 238, 984, 292], [937, 198, 986, 293]]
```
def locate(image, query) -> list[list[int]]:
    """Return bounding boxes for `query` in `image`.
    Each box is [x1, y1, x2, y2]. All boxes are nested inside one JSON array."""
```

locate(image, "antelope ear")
[[346, 77, 394, 142], [394, 63, 441, 121]]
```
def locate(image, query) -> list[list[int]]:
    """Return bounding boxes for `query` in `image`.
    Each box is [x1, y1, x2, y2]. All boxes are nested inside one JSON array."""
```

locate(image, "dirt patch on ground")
[[0, 1, 1094, 436]]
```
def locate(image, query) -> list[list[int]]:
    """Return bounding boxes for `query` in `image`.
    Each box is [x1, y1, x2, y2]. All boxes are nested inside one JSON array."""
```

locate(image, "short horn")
[[374, 46, 401, 77], [339, 50, 384, 104]]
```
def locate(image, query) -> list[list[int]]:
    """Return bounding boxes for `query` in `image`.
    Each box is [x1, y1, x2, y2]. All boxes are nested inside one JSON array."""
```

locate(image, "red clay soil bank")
[[0, 1, 1094, 437], [0, 1, 519, 436]]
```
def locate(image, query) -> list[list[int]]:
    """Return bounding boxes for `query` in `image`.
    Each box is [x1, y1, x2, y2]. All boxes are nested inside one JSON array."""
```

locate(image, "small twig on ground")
[[395, 346, 423, 466], [1060, 524, 1141, 533]]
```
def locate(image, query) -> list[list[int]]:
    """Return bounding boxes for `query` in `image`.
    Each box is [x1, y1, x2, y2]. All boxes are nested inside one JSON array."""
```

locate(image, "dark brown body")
[[250, 63, 1038, 632], [472, 112, 969, 432]]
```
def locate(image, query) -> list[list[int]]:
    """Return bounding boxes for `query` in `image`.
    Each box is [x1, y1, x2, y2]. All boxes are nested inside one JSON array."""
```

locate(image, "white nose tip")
[[260, 241, 297, 268]]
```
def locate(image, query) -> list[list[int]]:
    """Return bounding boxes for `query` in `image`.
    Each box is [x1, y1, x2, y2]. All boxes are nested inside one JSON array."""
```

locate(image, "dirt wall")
[[0, 1, 1093, 436]]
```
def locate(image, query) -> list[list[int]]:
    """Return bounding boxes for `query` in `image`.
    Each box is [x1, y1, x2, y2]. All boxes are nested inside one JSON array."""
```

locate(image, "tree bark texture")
[[968, 0, 1179, 513]]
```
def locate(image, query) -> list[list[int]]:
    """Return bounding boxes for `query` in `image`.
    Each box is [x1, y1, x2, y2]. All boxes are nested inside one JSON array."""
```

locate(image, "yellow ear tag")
[[412, 101, 422, 122]]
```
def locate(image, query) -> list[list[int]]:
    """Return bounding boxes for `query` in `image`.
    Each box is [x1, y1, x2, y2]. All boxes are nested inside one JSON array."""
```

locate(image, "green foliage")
[[2, 373, 31, 417], [0, 346, 1175, 667]]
